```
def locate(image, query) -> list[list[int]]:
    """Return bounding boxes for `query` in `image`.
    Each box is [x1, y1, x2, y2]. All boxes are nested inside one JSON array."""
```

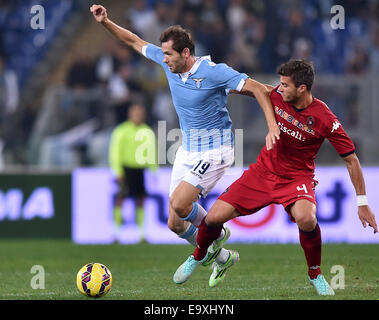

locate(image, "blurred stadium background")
[[0, 0, 379, 245]]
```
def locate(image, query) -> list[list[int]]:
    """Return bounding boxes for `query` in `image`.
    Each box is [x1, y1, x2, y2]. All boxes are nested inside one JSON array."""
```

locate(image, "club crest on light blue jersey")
[[192, 78, 205, 89]]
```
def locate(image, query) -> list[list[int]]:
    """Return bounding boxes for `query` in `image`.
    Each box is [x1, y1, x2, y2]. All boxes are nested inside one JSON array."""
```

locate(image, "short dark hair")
[[159, 25, 195, 55], [277, 59, 315, 91]]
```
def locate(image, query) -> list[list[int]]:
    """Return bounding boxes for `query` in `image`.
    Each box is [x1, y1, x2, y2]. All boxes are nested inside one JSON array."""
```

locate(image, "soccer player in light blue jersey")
[[91, 4, 280, 285]]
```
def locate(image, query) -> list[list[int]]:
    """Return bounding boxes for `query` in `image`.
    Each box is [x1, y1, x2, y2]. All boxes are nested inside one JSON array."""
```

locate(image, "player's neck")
[[183, 56, 196, 73], [293, 92, 314, 110]]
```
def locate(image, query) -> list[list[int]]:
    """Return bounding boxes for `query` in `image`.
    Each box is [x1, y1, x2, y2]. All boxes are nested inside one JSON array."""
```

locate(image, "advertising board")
[[72, 167, 379, 244]]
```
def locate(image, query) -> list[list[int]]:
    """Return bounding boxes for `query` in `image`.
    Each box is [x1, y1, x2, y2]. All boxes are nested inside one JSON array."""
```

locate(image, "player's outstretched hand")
[[358, 206, 378, 233], [90, 4, 107, 23], [266, 124, 280, 151]]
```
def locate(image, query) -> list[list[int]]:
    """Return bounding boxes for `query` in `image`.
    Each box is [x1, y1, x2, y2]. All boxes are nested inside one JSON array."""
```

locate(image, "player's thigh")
[[280, 178, 317, 224], [169, 153, 191, 198], [206, 199, 240, 226], [182, 146, 234, 198], [183, 159, 232, 199], [218, 164, 273, 217]]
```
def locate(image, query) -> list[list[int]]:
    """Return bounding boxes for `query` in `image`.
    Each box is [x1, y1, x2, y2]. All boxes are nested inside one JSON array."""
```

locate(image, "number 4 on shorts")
[[296, 184, 308, 194]]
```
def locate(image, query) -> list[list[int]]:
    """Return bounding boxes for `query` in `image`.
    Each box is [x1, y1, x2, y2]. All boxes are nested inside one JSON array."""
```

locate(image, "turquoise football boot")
[[173, 253, 209, 284], [309, 274, 335, 296]]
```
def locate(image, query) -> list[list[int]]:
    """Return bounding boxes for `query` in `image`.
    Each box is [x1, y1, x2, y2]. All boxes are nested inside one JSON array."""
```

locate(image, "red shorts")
[[219, 163, 317, 221]]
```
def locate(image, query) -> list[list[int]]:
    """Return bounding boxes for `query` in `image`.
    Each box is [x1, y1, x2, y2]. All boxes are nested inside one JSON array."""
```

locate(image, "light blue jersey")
[[142, 44, 248, 152]]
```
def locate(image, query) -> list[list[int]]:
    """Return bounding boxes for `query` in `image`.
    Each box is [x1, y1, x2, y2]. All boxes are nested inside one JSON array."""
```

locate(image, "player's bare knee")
[[205, 200, 238, 227], [296, 212, 317, 231], [204, 210, 226, 227], [169, 197, 192, 218], [203, 214, 215, 227]]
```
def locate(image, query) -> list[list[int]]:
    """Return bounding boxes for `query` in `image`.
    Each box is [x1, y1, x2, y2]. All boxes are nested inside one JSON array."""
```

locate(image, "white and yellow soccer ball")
[[76, 263, 113, 297]]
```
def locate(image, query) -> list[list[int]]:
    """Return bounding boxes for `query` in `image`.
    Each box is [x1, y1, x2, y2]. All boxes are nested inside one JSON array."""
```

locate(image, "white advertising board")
[[72, 167, 379, 244]]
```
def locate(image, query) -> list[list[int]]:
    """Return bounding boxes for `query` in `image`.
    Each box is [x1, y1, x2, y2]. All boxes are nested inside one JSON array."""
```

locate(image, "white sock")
[[216, 228, 225, 241], [215, 248, 230, 264], [181, 202, 207, 227], [178, 224, 198, 247]]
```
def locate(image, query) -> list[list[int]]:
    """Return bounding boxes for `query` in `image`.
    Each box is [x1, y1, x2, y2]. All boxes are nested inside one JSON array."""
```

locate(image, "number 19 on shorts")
[[192, 160, 210, 176]]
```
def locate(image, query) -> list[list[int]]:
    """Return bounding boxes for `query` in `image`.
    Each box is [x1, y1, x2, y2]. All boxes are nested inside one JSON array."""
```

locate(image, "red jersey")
[[255, 86, 355, 178]]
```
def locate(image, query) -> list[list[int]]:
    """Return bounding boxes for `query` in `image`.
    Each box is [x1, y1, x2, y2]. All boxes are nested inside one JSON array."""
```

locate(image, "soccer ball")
[[76, 263, 113, 297]]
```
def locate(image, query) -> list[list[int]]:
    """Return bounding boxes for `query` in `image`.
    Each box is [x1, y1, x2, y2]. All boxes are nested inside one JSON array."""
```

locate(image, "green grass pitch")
[[0, 240, 378, 300]]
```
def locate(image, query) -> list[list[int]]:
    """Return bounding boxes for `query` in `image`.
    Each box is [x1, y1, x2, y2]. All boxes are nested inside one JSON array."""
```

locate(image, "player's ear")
[[182, 47, 190, 58], [298, 84, 307, 93]]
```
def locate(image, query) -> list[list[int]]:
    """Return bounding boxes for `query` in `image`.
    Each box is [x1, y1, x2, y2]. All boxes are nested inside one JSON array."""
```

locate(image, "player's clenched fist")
[[90, 4, 107, 23]]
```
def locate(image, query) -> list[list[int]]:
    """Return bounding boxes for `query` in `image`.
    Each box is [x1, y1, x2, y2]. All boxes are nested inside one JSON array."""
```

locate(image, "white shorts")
[[169, 145, 235, 198]]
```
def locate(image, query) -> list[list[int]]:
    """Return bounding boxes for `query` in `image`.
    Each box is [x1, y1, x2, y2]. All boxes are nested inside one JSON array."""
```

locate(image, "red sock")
[[299, 223, 322, 279], [193, 218, 222, 261]]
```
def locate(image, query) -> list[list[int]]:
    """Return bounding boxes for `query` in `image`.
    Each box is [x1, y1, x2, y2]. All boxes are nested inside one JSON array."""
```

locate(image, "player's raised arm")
[[343, 153, 378, 233], [240, 78, 280, 150], [90, 4, 148, 55], [230, 84, 275, 97]]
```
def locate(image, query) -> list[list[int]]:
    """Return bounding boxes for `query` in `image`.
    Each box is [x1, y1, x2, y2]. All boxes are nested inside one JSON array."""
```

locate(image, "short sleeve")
[[142, 44, 164, 66], [209, 63, 248, 91], [325, 115, 355, 157]]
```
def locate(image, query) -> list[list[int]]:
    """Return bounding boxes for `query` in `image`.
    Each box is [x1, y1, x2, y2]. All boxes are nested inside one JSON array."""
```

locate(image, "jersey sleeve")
[[324, 112, 355, 157], [210, 63, 248, 91], [142, 43, 164, 66]]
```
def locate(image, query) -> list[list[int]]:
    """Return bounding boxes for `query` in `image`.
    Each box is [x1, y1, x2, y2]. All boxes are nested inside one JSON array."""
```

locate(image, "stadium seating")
[[0, 0, 75, 87]]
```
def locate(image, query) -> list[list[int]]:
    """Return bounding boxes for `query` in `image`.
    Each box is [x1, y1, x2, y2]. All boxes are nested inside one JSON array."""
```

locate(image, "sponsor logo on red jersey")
[[275, 106, 315, 135]]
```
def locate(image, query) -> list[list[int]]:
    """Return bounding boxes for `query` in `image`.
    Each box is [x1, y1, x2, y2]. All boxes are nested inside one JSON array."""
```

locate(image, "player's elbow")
[[247, 78, 269, 99], [343, 152, 359, 168]]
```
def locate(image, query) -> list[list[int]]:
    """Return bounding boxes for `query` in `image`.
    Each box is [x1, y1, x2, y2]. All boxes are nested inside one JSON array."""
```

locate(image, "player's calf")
[[169, 181, 201, 219], [169, 199, 193, 219], [193, 219, 223, 261], [167, 209, 188, 235]]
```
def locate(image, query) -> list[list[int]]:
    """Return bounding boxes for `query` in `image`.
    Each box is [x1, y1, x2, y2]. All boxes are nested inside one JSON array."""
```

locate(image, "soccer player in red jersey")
[[173, 59, 378, 295]]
